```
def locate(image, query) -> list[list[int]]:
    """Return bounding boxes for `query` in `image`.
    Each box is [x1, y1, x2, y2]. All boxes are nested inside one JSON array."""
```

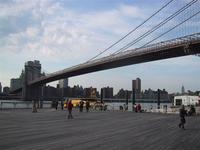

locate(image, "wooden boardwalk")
[[0, 109, 200, 150]]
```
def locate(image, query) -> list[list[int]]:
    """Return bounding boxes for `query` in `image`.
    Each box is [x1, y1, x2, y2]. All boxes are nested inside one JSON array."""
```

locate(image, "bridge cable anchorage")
[[87, 0, 175, 61], [112, 0, 198, 55], [139, 9, 200, 50]]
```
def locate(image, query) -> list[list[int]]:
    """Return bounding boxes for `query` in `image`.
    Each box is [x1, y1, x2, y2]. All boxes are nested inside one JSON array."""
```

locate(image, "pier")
[[0, 109, 200, 150]]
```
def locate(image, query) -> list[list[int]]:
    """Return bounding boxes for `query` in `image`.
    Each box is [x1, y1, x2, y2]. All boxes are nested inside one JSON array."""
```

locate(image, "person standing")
[[67, 100, 73, 119], [137, 104, 141, 112], [55, 101, 58, 110], [178, 105, 187, 130], [86, 100, 90, 112], [79, 100, 84, 112], [61, 100, 64, 110]]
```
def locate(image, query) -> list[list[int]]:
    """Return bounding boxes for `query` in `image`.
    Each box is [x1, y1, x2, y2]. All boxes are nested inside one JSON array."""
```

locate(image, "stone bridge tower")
[[22, 60, 41, 101]]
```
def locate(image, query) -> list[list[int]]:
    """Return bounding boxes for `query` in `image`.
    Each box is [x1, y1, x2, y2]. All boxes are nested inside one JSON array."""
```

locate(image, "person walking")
[[178, 105, 187, 130], [67, 100, 73, 119], [86, 100, 90, 112]]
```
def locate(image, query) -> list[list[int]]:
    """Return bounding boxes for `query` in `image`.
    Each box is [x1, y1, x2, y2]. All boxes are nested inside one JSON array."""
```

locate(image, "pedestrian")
[[61, 100, 64, 110], [124, 104, 128, 111], [86, 100, 90, 112], [188, 105, 196, 116], [55, 101, 58, 110], [79, 100, 84, 112], [178, 105, 187, 130], [134, 104, 137, 112], [67, 100, 73, 119], [137, 104, 141, 112]]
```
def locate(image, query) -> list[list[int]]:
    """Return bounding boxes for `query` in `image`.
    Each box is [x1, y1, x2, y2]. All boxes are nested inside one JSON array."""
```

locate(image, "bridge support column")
[[22, 83, 41, 112], [22, 60, 42, 113]]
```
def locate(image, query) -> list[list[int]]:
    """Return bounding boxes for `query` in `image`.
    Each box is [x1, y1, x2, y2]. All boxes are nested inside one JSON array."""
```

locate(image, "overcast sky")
[[0, 0, 200, 94]]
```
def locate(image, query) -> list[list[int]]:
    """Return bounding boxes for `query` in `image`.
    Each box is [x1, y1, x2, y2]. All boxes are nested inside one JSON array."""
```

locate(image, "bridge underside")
[[30, 42, 200, 86], [10, 37, 200, 95]]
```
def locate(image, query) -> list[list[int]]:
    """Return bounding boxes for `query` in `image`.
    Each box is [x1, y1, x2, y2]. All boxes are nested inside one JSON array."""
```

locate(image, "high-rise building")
[[0, 82, 2, 93], [132, 78, 141, 93], [10, 78, 21, 91], [181, 85, 185, 94], [132, 78, 141, 98], [59, 78, 68, 88], [101, 86, 113, 98]]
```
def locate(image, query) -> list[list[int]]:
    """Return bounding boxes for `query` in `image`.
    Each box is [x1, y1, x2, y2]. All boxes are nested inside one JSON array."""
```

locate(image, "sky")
[[0, 0, 200, 94]]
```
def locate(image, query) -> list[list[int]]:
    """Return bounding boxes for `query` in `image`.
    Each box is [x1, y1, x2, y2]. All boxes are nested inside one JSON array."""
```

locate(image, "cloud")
[[0, 0, 147, 64], [119, 4, 143, 18], [26, 27, 39, 38]]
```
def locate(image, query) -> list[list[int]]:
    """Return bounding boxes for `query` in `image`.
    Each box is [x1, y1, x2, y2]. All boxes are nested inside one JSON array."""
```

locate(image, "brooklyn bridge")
[[10, 0, 200, 101]]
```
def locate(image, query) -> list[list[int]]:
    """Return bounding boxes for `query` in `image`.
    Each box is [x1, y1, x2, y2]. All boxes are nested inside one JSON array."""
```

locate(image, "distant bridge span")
[[29, 33, 200, 87], [11, 33, 200, 94]]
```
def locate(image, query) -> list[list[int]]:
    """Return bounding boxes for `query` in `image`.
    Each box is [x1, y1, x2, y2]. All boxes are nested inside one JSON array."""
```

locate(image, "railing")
[[0, 100, 52, 110], [0, 100, 31, 109]]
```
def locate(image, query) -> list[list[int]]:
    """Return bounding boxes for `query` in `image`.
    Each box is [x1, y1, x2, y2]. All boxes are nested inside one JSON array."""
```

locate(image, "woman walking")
[[67, 100, 73, 119]]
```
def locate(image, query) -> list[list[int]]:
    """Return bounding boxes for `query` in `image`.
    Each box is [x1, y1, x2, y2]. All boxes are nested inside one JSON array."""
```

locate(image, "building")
[[59, 78, 68, 88], [3, 87, 10, 94], [181, 85, 185, 94], [116, 88, 126, 99], [142, 88, 155, 99], [116, 88, 131, 99], [42, 85, 60, 101], [132, 78, 141, 92], [101, 87, 113, 98], [141, 88, 169, 100], [132, 78, 141, 98], [0, 82, 1, 93], [10, 70, 24, 92], [174, 95, 200, 106], [63, 85, 84, 98], [10, 78, 21, 91], [84, 87, 97, 98]]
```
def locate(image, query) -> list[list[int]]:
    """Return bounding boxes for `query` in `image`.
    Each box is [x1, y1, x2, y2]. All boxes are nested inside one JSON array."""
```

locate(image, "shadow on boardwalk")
[[0, 109, 200, 150]]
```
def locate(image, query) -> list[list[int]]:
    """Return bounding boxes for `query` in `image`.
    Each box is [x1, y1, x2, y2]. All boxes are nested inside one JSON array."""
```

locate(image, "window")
[[175, 99, 182, 106]]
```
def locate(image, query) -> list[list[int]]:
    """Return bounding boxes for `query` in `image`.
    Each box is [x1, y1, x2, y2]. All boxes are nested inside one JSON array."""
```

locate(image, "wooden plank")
[[0, 109, 200, 150]]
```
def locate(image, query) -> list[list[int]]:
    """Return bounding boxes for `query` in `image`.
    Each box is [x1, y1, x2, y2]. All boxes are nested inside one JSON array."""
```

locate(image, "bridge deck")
[[0, 109, 200, 150]]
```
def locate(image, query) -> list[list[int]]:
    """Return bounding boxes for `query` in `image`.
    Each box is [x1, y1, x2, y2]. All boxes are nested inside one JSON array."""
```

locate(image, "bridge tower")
[[22, 60, 42, 101]]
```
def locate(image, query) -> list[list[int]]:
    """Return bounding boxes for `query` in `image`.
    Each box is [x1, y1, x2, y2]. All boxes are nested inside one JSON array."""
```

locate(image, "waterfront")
[[1, 109, 200, 150], [0, 100, 172, 112]]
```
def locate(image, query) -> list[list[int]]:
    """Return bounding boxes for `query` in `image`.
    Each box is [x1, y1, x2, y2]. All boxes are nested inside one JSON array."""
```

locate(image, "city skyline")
[[0, 0, 200, 94]]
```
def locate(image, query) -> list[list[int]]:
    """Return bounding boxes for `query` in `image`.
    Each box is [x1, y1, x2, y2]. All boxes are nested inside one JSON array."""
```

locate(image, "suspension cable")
[[140, 9, 200, 48], [87, 0, 176, 61], [112, 0, 197, 55]]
